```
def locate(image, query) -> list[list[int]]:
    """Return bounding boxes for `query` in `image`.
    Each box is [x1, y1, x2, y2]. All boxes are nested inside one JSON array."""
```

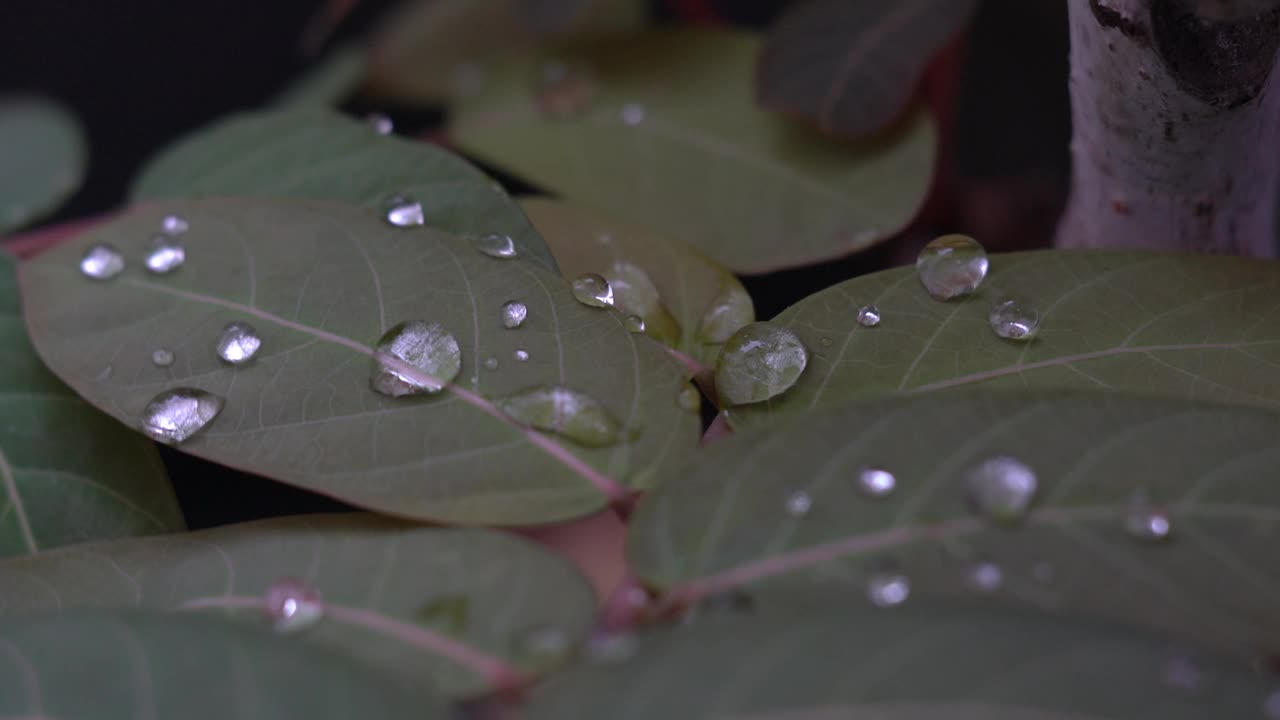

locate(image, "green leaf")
[[727, 250, 1280, 426], [130, 108, 559, 273], [0, 97, 86, 234], [525, 608, 1273, 719], [20, 198, 699, 524], [0, 610, 447, 719], [631, 391, 1280, 658], [0, 514, 597, 697], [450, 29, 937, 273], [0, 253, 181, 557], [274, 45, 367, 108], [758, 0, 978, 137], [523, 197, 754, 369]]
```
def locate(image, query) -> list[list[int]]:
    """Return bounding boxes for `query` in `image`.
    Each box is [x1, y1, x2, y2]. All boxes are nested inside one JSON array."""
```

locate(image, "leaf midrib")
[[0, 447, 36, 553]]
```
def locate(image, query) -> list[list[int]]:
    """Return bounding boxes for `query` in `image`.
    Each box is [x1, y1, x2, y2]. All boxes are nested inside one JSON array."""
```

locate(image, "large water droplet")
[[624, 315, 646, 333], [1124, 496, 1173, 542], [585, 631, 639, 665], [497, 385, 621, 447], [366, 112, 393, 135], [475, 233, 517, 259], [215, 321, 263, 365], [715, 322, 808, 406], [697, 282, 754, 345], [383, 195, 424, 227], [140, 388, 224, 445], [514, 349, 530, 362], [620, 102, 646, 126], [856, 467, 896, 498], [501, 301, 528, 329], [80, 244, 124, 280], [265, 579, 324, 634], [677, 385, 700, 412], [144, 235, 185, 274], [968, 561, 1004, 592], [916, 234, 989, 300], [966, 456, 1038, 524], [161, 214, 189, 235], [857, 304, 881, 328], [571, 273, 614, 308], [989, 297, 1041, 341], [515, 625, 571, 663], [151, 348, 175, 368], [370, 321, 462, 397], [785, 490, 812, 517], [867, 569, 910, 607]]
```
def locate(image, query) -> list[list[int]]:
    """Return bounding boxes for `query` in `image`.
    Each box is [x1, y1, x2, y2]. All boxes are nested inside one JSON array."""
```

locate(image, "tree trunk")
[[1057, 0, 1280, 256]]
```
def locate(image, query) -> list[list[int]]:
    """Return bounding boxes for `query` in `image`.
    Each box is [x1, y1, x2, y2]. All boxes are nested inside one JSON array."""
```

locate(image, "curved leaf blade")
[[758, 0, 978, 137], [20, 198, 699, 524], [451, 29, 937, 273], [0, 514, 597, 697], [130, 109, 559, 273], [0, 97, 86, 234], [632, 392, 1280, 658], [0, 610, 447, 719], [0, 253, 181, 557]]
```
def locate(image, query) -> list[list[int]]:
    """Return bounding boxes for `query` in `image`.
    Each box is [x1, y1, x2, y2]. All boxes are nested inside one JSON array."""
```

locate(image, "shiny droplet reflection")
[[989, 297, 1041, 341], [785, 490, 812, 517], [144, 236, 185, 274], [497, 385, 621, 447], [571, 273, 614, 308], [867, 569, 910, 607], [715, 322, 808, 406], [856, 467, 896, 498], [1124, 497, 1173, 542], [857, 304, 881, 328], [383, 195, 424, 227], [215, 321, 263, 365], [80, 244, 124, 280], [161, 214, 189, 235], [916, 234, 989, 300], [370, 321, 462, 397], [966, 456, 1038, 524], [969, 561, 1003, 592], [366, 112, 393, 135], [151, 348, 175, 368], [140, 388, 224, 445], [624, 314, 646, 333], [475, 233, 517, 259], [265, 579, 324, 634], [501, 301, 528, 329]]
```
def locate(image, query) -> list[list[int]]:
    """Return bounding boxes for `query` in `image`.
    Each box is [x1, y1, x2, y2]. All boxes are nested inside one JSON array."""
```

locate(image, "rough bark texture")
[[1058, 0, 1280, 256]]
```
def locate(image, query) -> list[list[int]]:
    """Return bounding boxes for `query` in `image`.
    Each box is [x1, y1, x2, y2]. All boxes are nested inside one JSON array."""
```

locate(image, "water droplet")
[[496, 385, 621, 447], [499, 300, 529, 329], [383, 195, 424, 227], [265, 579, 323, 634], [160, 214, 189, 235], [677, 385, 700, 412], [475, 233, 517, 259], [916, 234, 989, 300], [989, 297, 1041, 340], [144, 235, 185, 274], [867, 569, 910, 607], [620, 102, 645, 126], [366, 112, 393, 135], [215, 321, 263, 365], [697, 282, 754, 345], [966, 456, 1038, 524], [1161, 652, 1204, 693], [483, 356, 499, 371], [604, 261, 680, 345], [515, 625, 570, 663], [624, 315, 646, 333], [715, 322, 808, 406], [514, 349, 530, 362], [586, 631, 639, 665], [857, 304, 882, 327], [140, 388, 224, 445], [968, 561, 1003, 592], [370, 321, 462, 397], [571, 273, 614, 308], [79, 244, 124, 280], [785, 490, 812, 517], [151, 348, 175, 368], [1264, 690, 1280, 719], [1124, 497, 1173, 542], [535, 60, 594, 118], [856, 467, 896, 498]]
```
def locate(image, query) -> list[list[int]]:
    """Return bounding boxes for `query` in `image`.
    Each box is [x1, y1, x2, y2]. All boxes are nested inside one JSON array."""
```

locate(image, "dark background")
[[0, 0, 1071, 528]]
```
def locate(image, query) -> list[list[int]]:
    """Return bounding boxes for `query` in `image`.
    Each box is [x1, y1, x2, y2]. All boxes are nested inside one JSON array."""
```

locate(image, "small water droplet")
[[140, 388, 224, 445], [483, 356, 499, 371], [916, 234, 989, 300], [1264, 690, 1280, 719], [624, 314, 645, 333], [370, 321, 462, 397], [715, 322, 808, 406], [968, 561, 1004, 592], [620, 102, 646, 126], [151, 348, 175, 368], [516, 625, 571, 662], [856, 467, 896, 498], [265, 579, 324, 634], [677, 385, 700, 411], [1161, 652, 1204, 693], [501, 300, 528, 329], [571, 273, 614, 308], [867, 569, 910, 607], [514, 349, 530, 362], [857, 304, 882, 328], [989, 297, 1041, 340], [215, 321, 263, 365], [785, 490, 812, 517], [79, 244, 124, 280], [497, 385, 622, 447], [966, 456, 1038, 524], [366, 112, 393, 135], [1124, 496, 1173, 542], [144, 235, 185, 274], [160, 214, 189, 235], [697, 282, 755, 345], [476, 233, 517, 259], [585, 631, 639, 665], [383, 195, 424, 227]]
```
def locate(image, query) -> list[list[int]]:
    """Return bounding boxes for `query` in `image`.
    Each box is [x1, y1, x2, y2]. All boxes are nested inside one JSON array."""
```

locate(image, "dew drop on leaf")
[[620, 102, 646, 126], [501, 300, 528, 329], [966, 456, 1038, 524], [785, 490, 812, 517], [496, 385, 622, 447], [514, 349, 530, 363], [867, 568, 910, 607], [624, 314, 646, 333], [215, 321, 263, 365], [857, 304, 882, 327], [916, 234, 989, 300], [151, 348, 174, 368], [571, 273, 614, 308], [79, 243, 124, 280], [856, 467, 896, 498], [475, 232, 518, 259], [968, 561, 1004, 592], [265, 578, 324, 634], [990, 297, 1041, 340], [370, 321, 462, 397], [483, 356, 499, 371], [677, 385, 700, 412], [160, 214, 189, 235], [1124, 495, 1173, 542], [715, 321, 808, 406], [144, 235, 185, 274], [383, 195, 424, 227], [140, 388, 224, 445], [366, 112, 393, 135]]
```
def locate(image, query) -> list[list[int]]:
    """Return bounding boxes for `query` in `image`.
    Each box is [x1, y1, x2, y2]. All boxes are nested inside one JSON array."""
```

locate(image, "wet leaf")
[[632, 391, 1280, 658], [275, 45, 367, 108], [20, 198, 698, 524], [0, 610, 446, 719], [451, 29, 936, 273], [759, 0, 979, 137], [0, 96, 86, 234], [130, 109, 558, 273], [728, 250, 1280, 426], [525, 608, 1272, 719], [0, 253, 181, 557], [523, 197, 753, 369], [0, 514, 596, 697]]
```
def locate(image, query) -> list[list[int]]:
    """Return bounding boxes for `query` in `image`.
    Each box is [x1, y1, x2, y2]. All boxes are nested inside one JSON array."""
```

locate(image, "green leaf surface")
[[0, 610, 446, 719], [728, 250, 1280, 426], [20, 198, 698, 524], [758, 0, 978, 137], [523, 197, 753, 369], [450, 29, 936, 273], [525, 608, 1273, 719], [275, 45, 368, 108], [0, 514, 597, 697], [0, 97, 86, 234], [632, 391, 1280, 658], [0, 253, 181, 557], [130, 109, 559, 273]]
